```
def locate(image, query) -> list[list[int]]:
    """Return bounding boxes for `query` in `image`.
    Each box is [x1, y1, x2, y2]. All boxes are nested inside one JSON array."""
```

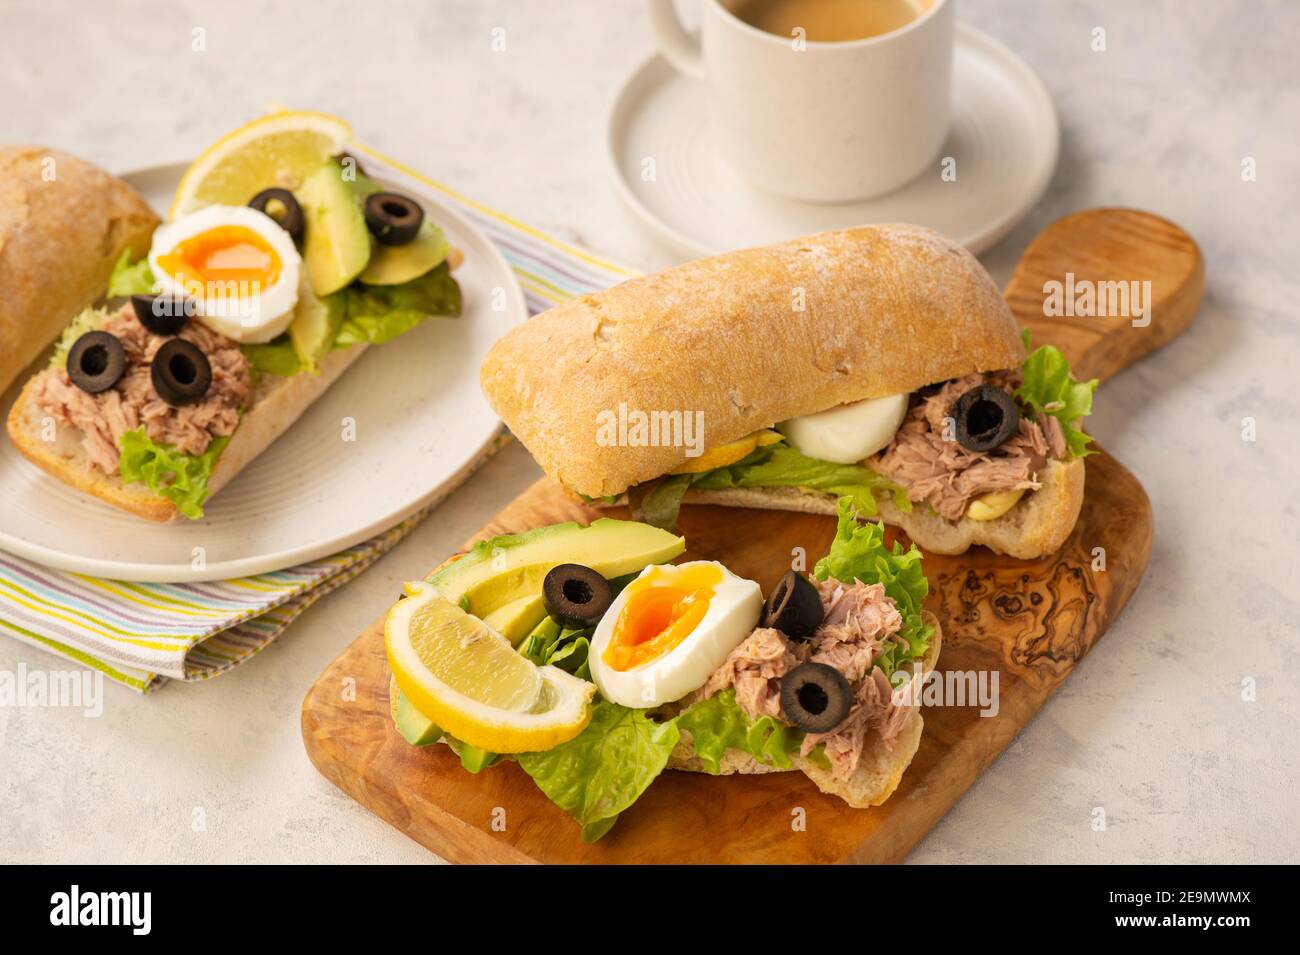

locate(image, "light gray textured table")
[[1, 0, 1296, 864]]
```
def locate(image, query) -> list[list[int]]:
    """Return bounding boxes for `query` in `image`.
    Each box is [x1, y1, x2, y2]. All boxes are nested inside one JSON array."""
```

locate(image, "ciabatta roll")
[[481, 225, 1090, 558], [0, 147, 158, 393]]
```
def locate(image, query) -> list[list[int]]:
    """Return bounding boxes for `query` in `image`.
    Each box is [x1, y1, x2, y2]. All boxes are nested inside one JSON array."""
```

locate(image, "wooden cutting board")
[[301, 208, 1203, 863]]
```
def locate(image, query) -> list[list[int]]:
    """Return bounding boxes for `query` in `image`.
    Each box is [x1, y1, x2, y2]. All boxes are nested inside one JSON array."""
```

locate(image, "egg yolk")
[[603, 564, 721, 672], [156, 225, 281, 296]]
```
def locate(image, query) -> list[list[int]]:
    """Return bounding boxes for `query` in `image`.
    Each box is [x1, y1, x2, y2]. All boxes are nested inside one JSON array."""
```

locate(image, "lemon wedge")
[[385, 583, 594, 753], [169, 110, 353, 219]]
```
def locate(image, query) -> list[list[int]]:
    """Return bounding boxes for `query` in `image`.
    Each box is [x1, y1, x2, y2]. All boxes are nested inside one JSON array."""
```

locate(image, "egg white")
[[589, 561, 762, 709], [149, 204, 301, 343], [777, 392, 909, 464]]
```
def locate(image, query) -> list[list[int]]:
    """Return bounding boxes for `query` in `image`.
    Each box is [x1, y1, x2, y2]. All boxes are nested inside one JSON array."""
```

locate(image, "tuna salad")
[[871, 370, 1070, 520], [36, 303, 250, 476], [701, 577, 921, 783], [628, 340, 1097, 534]]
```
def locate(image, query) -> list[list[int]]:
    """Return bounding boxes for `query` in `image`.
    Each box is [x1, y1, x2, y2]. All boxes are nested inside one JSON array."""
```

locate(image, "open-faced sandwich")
[[6, 113, 462, 521], [481, 225, 1099, 558], [386, 496, 940, 842]]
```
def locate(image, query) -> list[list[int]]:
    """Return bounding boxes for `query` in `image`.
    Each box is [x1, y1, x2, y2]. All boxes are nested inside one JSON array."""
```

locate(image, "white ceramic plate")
[[607, 22, 1059, 257], [0, 159, 525, 582]]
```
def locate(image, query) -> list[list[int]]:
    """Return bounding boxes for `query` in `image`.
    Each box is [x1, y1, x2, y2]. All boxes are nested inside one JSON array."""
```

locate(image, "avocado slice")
[[359, 220, 449, 286], [394, 687, 442, 746], [298, 161, 371, 295], [428, 519, 685, 645], [455, 743, 496, 773], [394, 686, 499, 769], [516, 614, 563, 662], [481, 593, 551, 645], [287, 278, 346, 371]]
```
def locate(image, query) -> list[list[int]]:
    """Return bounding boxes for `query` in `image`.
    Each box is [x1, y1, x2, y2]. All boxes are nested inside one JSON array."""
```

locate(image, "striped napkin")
[[0, 143, 635, 692]]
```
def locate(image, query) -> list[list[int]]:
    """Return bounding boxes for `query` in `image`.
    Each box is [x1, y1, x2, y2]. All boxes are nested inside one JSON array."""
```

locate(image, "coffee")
[[649, 0, 954, 200], [725, 0, 930, 43]]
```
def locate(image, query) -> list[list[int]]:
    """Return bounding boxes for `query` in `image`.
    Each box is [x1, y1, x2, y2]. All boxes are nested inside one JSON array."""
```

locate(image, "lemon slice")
[[386, 583, 595, 753], [169, 110, 353, 219]]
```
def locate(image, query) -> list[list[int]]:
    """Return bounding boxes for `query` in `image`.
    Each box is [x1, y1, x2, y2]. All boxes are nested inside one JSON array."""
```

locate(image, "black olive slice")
[[364, 192, 424, 246], [248, 187, 305, 243], [66, 331, 126, 394], [150, 338, 212, 407], [779, 663, 853, 734], [131, 294, 188, 336], [951, 384, 1020, 452], [762, 571, 824, 641], [542, 563, 613, 629]]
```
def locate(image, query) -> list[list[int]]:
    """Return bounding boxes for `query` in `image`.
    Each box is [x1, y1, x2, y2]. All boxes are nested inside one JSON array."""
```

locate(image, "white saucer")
[[607, 22, 1058, 257]]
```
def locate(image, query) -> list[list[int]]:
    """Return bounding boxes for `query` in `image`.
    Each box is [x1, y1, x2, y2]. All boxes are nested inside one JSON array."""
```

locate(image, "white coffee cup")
[[646, 0, 954, 202]]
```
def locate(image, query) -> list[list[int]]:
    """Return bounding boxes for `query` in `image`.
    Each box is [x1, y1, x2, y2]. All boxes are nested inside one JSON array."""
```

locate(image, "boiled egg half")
[[148, 204, 301, 343], [777, 392, 909, 464], [589, 561, 762, 709]]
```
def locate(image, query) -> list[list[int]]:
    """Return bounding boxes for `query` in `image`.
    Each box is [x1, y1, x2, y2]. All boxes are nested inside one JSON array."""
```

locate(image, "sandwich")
[[480, 225, 1098, 559], [7, 124, 462, 521], [0, 146, 158, 394], [386, 495, 940, 841]]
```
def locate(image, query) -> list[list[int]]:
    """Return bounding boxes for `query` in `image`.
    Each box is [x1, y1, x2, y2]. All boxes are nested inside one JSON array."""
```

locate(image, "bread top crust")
[[480, 225, 1024, 498], [0, 146, 158, 392]]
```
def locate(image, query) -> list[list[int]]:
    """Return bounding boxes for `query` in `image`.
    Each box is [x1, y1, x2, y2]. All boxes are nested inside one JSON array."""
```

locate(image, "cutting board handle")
[[1005, 208, 1204, 383]]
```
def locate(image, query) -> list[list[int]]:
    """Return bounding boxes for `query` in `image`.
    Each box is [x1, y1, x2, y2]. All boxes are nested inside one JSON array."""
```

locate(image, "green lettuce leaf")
[[519, 617, 593, 680], [631, 443, 909, 530], [692, 443, 909, 517], [107, 250, 156, 297], [517, 700, 681, 843], [1015, 336, 1099, 457], [334, 262, 461, 347], [812, 496, 933, 678], [49, 307, 109, 368], [241, 336, 303, 377], [519, 616, 564, 666], [546, 635, 591, 679], [633, 473, 695, 530], [519, 573, 638, 680], [675, 688, 803, 773], [117, 428, 229, 520]]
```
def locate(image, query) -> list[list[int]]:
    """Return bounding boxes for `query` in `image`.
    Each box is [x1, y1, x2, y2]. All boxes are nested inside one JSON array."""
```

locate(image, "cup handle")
[[646, 0, 706, 78]]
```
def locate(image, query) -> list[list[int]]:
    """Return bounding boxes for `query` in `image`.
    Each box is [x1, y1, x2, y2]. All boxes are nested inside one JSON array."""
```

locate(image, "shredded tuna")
[[871, 370, 1066, 520], [800, 665, 921, 781], [800, 578, 915, 781], [702, 627, 807, 719], [811, 578, 903, 684], [703, 577, 918, 783], [35, 304, 250, 474], [1038, 411, 1068, 459]]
